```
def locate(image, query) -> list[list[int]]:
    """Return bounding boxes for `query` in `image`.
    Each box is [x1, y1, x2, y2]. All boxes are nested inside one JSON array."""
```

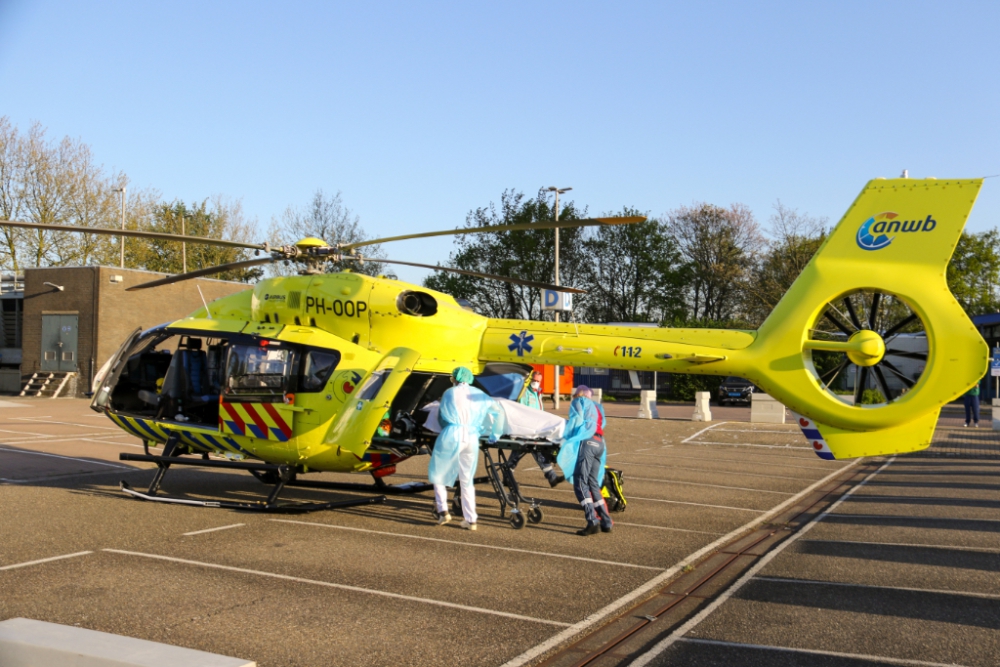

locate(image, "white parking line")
[[0, 446, 130, 469], [629, 496, 765, 512], [802, 538, 1000, 554], [615, 461, 815, 481], [0, 551, 93, 571], [625, 476, 794, 495], [103, 549, 571, 627], [627, 458, 892, 667], [271, 519, 663, 571], [8, 418, 121, 431], [499, 458, 862, 667], [630, 451, 835, 469], [685, 440, 812, 451], [677, 638, 967, 667], [183, 523, 245, 537], [754, 576, 1000, 601], [681, 422, 725, 444]]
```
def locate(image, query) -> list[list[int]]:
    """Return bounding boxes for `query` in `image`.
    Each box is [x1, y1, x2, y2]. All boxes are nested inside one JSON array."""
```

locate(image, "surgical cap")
[[574, 385, 593, 398], [452, 366, 475, 384]]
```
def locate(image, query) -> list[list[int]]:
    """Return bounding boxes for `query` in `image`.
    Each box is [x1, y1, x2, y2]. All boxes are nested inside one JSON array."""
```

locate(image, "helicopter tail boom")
[[479, 178, 988, 460]]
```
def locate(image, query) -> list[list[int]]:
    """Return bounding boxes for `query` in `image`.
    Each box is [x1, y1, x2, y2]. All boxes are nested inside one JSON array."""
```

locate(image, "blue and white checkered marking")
[[790, 411, 835, 460]]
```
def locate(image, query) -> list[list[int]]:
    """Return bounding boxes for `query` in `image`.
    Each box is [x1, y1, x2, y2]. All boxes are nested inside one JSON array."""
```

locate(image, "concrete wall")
[[21, 266, 251, 395]]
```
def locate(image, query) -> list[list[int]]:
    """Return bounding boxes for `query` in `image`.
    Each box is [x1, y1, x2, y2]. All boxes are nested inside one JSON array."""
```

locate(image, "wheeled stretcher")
[[450, 436, 561, 529]]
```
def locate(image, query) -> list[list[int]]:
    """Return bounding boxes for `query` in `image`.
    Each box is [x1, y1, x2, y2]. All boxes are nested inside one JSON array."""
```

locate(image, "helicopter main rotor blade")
[[342, 216, 646, 251], [0, 219, 268, 252], [378, 258, 586, 294], [126, 256, 276, 291]]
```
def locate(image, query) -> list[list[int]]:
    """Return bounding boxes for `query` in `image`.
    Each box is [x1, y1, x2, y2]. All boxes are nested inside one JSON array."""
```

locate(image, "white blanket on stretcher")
[[421, 398, 566, 441]]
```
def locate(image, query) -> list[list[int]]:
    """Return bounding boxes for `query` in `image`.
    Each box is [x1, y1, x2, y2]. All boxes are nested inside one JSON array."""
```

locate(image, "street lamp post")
[[546, 186, 571, 409], [115, 186, 126, 268]]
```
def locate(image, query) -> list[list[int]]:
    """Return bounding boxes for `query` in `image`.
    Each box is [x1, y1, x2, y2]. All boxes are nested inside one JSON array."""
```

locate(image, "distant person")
[[557, 385, 613, 536], [963, 382, 981, 428], [428, 367, 503, 530], [505, 371, 563, 487]]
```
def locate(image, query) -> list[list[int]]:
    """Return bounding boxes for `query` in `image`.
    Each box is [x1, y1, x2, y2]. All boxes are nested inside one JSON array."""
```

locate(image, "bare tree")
[[271, 190, 386, 276]]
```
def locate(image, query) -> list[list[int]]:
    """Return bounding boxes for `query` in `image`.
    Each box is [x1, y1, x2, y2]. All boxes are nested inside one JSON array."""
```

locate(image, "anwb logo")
[[856, 212, 937, 251]]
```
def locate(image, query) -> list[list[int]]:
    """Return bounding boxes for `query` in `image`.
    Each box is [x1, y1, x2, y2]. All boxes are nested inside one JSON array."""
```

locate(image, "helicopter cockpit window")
[[226, 343, 292, 397], [300, 349, 341, 392]]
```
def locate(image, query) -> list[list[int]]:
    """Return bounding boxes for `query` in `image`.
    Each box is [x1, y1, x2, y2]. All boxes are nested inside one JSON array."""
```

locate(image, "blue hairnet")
[[452, 366, 474, 384]]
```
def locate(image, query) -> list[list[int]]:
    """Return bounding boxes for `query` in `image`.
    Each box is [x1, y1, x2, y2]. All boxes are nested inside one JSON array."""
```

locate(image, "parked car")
[[718, 376, 756, 405]]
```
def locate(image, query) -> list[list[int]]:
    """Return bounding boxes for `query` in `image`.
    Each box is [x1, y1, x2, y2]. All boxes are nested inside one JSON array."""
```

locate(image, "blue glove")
[[487, 436, 498, 444]]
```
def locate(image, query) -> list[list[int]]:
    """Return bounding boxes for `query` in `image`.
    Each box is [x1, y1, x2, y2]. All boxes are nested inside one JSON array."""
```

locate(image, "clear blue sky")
[[2, 1, 998, 284]]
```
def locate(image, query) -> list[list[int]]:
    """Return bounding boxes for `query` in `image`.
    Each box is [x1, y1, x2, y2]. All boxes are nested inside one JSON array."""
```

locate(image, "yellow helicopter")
[[0, 177, 987, 512]]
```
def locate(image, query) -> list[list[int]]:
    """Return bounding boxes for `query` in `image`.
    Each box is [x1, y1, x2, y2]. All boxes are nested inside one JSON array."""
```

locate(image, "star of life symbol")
[[508, 330, 534, 357]]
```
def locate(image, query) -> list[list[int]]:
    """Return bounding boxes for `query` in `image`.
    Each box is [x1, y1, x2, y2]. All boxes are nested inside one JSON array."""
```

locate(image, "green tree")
[[133, 198, 262, 282], [947, 229, 1000, 316], [579, 207, 688, 323], [424, 189, 586, 320], [669, 202, 764, 322]]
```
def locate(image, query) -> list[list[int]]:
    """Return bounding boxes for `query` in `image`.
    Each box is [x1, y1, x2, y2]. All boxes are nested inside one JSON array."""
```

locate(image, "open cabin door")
[[324, 347, 420, 457], [91, 328, 143, 412]]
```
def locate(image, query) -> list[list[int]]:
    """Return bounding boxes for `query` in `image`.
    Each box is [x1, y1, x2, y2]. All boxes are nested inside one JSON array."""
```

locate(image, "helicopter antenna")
[[196, 285, 212, 318]]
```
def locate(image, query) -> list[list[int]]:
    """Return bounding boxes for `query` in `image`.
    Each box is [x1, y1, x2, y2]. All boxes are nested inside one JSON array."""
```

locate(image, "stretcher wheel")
[[451, 496, 462, 515], [510, 511, 526, 530], [527, 506, 543, 524]]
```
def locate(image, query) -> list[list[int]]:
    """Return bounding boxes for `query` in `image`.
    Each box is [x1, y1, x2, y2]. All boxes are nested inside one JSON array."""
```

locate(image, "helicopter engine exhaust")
[[397, 290, 438, 317]]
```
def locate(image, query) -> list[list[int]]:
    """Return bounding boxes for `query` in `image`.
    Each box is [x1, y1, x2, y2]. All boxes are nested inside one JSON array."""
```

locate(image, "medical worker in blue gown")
[[428, 367, 503, 530], [556, 386, 612, 536]]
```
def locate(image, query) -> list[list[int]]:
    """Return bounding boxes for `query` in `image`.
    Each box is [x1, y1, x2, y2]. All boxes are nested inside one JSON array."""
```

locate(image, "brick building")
[[3, 266, 250, 397]]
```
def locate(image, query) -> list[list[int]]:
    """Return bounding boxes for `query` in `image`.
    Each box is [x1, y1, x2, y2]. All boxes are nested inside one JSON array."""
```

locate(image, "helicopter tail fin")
[[750, 178, 986, 460]]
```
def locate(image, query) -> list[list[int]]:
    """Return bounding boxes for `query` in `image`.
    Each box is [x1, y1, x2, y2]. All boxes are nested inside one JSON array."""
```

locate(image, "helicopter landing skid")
[[118, 437, 386, 512]]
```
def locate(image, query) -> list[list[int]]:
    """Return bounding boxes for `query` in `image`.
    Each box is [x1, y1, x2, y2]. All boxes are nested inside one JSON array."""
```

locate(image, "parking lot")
[[1, 398, 997, 666]]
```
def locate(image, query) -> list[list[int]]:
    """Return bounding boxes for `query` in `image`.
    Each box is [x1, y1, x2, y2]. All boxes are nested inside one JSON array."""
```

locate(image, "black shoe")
[[600, 524, 613, 533], [576, 523, 599, 536], [549, 474, 565, 488]]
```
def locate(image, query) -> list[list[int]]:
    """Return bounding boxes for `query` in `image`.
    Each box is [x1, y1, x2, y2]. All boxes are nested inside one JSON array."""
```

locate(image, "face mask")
[[531, 381, 540, 390]]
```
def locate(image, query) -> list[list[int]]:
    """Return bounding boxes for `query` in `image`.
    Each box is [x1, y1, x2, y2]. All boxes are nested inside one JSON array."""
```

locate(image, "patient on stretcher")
[[421, 398, 566, 441]]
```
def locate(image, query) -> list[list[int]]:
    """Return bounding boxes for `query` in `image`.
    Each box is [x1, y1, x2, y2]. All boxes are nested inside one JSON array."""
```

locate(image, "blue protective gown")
[[556, 397, 607, 484], [427, 384, 504, 488]]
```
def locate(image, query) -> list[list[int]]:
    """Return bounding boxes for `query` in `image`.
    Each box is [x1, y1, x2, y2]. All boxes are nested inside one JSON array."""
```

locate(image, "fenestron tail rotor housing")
[[804, 289, 928, 408]]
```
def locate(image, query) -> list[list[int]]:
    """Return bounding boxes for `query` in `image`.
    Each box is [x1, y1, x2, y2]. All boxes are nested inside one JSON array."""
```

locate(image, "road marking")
[[630, 451, 835, 469], [680, 422, 725, 444], [0, 446, 130, 469], [629, 496, 765, 512], [802, 538, 1000, 553], [712, 427, 799, 434], [615, 461, 815, 481], [183, 523, 245, 536], [628, 458, 892, 667], [684, 440, 812, 451], [0, 551, 93, 571], [270, 519, 663, 571], [103, 549, 571, 627], [8, 418, 122, 431], [617, 457, 820, 482], [625, 476, 794, 495], [498, 457, 862, 667], [0, 434, 135, 447], [754, 576, 1000, 600], [678, 638, 968, 667]]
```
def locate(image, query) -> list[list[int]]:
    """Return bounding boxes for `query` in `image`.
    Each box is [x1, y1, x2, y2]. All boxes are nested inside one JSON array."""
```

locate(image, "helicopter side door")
[[220, 340, 296, 443]]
